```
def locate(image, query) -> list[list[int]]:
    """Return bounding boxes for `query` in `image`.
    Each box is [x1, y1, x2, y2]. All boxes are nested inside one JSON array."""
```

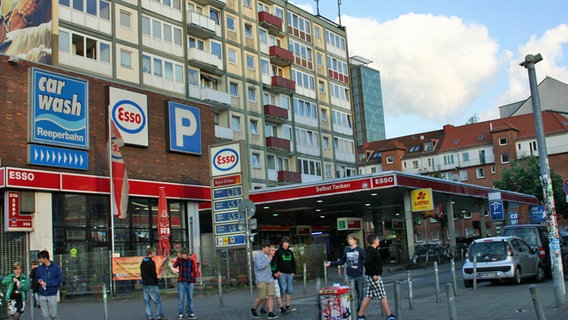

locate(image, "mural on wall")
[[0, 0, 52, 63]]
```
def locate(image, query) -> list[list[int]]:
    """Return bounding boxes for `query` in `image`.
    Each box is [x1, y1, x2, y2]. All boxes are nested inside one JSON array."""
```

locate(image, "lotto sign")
[[30, 68, 89, 149], [168, 102, 202, 155], [211, 143, 242, 177], [4, 191, 33, 232], [411, 188, 434, 212], [109, 87, 148, 146]]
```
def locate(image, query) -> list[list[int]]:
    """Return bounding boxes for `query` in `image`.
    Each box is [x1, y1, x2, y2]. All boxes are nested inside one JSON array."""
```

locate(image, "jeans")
[[278, 273, 294, 295], [38, 294, 58, 319], [349, 276, 364, 311], [143, 285, 164, 319], [178, 282, 194, 315]]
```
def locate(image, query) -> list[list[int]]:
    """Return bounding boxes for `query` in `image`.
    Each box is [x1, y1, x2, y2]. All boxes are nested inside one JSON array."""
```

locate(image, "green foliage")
[[494, 156, 568, 219]]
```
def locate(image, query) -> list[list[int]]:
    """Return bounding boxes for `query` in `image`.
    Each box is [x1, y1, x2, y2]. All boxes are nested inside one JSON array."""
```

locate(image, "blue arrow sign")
[[28, 144, 88, 170], [489, 200, 504, 221]]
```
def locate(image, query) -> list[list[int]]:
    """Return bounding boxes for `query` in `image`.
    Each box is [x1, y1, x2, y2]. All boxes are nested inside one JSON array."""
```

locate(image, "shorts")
[[7, 299, 25, 315], [274, 279, 281, 298], [257, 281, 275, 300], [365, 275, 387, 300]]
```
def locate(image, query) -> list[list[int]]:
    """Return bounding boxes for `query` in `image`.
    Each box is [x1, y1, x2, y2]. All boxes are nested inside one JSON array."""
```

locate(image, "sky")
[[291, 0, 568, 138]]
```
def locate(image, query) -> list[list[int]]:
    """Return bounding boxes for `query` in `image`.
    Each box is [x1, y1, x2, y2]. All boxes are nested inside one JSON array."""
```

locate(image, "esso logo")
[[213, 148, 239, 172], [9, 171, 35, 181], [374, 175, 394, 187], [112, 100, 146, 134]]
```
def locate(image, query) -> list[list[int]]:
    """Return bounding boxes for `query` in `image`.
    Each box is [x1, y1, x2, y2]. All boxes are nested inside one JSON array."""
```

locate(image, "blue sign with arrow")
[[28, 144, 88, 170], [489, 200, 504, 221]]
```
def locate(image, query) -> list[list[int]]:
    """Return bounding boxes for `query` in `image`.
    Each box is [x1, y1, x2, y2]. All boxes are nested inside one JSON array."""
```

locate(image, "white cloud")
[[289, 1, 314, 15], [343, 13, 501, 124], [500, 24, 568, 105]]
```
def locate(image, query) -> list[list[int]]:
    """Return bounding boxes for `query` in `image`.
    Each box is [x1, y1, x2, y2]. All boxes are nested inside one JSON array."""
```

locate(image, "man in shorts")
[[250, 240, 279, 319], [260, 246, 287, 315], [357, 233, 396, 320]]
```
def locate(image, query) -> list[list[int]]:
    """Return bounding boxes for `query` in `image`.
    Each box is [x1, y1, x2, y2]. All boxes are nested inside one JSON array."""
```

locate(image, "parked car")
[[410, 243, 445, 268], [501, 224, 550, 276], [462, 236, 545, 288]]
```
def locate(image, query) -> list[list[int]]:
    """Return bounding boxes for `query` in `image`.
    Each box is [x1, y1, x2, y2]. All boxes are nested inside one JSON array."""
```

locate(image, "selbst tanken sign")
[[411, 188, 434, 212]]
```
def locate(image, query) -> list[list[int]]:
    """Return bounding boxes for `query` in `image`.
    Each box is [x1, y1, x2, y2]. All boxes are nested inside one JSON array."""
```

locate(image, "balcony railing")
[[269, 76, 295, 93], [187, 48, 223, 74], [266, 137, 291, 152], [189, 85, 231, 110], [186, 10, 217, 38], [269, 46, 293, 67], [258, 11, 283, 35], [277, 171, 301, 184], [263, 104, 288, 122]]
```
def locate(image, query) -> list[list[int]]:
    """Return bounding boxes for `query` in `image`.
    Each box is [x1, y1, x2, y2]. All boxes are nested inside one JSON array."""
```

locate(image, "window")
[[499, 137, 508, 146], [229, 82, 239, 97], [209, 9, 220, 25], [323, 137, 330, 150], [248, 87, 256, 102], [462, 152, 469, 162], [142, 16, 150, 36], [120, 49, 132, 68], [491, 165, 496, 173], [231, 115, 241, 131], [119, 10, 131, 28], [320, 109, 328, 122], [412, 160, 419, 169], [250, 120, 258, 135], [423, 141, 433, 151], [386, 156, 394, 164], [152, 20, 161, 40], [476, 168, 485, 178], [226, 16, 235, 31], [459, 170, 468, 181], [251, 153, 261, 168], [228, 49, 237, 64], [501, 153, 509, 164], [243, 0, 251, 7], [244, 24, 253, 39], [246, 55, 255, 70], [211, 41, 222, 59]]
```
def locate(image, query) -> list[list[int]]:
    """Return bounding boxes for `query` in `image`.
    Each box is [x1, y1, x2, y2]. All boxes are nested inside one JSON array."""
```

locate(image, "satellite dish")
[[420, 135, 424, 140]]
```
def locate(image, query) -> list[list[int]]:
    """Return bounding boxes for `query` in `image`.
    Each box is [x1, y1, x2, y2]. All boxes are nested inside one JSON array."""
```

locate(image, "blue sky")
[[292, 1, 568, 138]]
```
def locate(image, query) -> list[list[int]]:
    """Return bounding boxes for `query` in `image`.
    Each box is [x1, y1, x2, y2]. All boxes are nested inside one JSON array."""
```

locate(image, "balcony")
[[186, 10, 217, 39], [263, 104, 288, 123], [277, 171, 301, 184], [215, 125, 233, 141], [187, 48, 223, 75], [192, 0, 226, 9], [269, 46, 293, 67], [266, 137, 291, 152], [258, 11, 283, 36], [266, 76, 295, 93], [189, 85, 231, 110]]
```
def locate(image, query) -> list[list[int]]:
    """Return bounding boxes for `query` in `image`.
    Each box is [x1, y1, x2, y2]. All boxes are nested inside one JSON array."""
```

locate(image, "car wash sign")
[[30, 68, 89, 149]]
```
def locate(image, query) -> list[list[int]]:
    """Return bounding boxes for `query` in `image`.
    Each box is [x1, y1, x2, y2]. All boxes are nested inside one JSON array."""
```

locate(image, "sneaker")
[[250, 308, 259, 319], [260, 308, 268, 316], [285, 306, 296, 312], [280, 307, 290, 315], [178, 314, 184, 320], [357, 316, 367, 320], [386, 315, 397, 320], [188, 314, 197, 319], [267, 312, 279, 319]]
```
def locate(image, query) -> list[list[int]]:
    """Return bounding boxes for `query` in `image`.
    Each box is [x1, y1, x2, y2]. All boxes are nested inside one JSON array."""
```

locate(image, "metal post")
[[245, 207, 254, 297], [315, 278, 321, 319], [394, 280, 401, 320], [323, 261, 328, 286], [520, 53, 566, 307], [451, 259, 458, 296], [407, 270, 413, 310], [349, 279, 357, 317], [446, 283, 457, 320], [529, 284, 546, 320], [103, 283, 109, 320], [303, 263, 307, 294], [434, 261, 440, 303], [217, 272, 224, 308], [473, 256, 477, 290]]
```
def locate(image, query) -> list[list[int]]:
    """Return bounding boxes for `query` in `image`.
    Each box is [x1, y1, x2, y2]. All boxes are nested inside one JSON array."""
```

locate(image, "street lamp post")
[[520, 53, 566, 307]]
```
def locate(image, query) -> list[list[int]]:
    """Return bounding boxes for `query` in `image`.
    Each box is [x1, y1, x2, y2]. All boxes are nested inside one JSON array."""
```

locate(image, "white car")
[[462, 236, 545, 287]]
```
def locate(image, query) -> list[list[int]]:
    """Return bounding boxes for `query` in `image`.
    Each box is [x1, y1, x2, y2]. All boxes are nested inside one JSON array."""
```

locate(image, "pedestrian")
[[2, 262, 29, 319], [36, 250, 63, 320], [274, 236, 296, 312], [260, 245, 287, 316], [325, 233, 366, 312], [357, 233, 396, 320], [140, 247, 165, 320], [28, 260, 40, 308], [173, 247, 197, 319], [250, 240, 278, 319]]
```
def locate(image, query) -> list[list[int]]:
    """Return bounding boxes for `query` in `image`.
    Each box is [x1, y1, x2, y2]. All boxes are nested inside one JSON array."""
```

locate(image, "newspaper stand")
[[319, 286, 352, 320]]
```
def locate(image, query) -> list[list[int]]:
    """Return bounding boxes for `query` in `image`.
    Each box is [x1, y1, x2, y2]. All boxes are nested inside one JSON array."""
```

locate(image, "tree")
[[494, 156, 568, 219]]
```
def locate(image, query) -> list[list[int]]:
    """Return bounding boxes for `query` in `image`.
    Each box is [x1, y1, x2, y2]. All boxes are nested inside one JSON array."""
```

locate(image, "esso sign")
[[213, 148, 239, 172], [9, 171, 35, 181], [112, 100, 146, 134], [373, 175, 395, 188]]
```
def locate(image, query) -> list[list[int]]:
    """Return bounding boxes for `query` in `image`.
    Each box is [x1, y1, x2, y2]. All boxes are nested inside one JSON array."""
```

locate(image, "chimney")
[[443, 124, 454, 133]]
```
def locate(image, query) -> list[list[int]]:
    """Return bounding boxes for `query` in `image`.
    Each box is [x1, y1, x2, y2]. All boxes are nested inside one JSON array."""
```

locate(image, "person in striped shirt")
[[173, 248, 198, 319]]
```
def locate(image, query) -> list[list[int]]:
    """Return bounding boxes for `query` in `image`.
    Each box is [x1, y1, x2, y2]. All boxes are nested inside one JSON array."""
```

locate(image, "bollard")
[[103, 283, 109, 320], [446, 283, 457, 320], [324, 261, 328, 286], [315, 278, 322, 319], [349, 278, 357, 317], [473, 256, 477, 290], [407, 270, 413, 310], [529, 285, 546, 320], [451, 259, 458, 296], [434, 261, 440, 303], [394, 280, 401, 320], [303, 263, 307, 294], [218, 272, 224, 308]]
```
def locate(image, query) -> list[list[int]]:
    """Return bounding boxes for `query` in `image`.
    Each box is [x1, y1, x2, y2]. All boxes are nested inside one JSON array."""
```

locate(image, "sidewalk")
[[29, 265, 568, 319]]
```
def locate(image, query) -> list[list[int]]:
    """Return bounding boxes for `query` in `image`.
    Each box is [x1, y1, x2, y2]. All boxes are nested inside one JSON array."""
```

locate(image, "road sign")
[[238, 199, 256, 218], [489, 200, 504, 221], [530, 205, 546, 223], [563, 178, 568, 194], [29, 144, 88, 170], [249, 218, 257, 230]]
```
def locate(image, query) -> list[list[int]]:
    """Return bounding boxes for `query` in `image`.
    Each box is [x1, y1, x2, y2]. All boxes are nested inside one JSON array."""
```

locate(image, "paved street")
[[23, 263, 568, 319]]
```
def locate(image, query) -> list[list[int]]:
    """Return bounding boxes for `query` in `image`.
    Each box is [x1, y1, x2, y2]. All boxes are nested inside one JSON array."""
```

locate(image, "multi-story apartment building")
[[350, 56, 386, 145], [48, 0, 357, 187]]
